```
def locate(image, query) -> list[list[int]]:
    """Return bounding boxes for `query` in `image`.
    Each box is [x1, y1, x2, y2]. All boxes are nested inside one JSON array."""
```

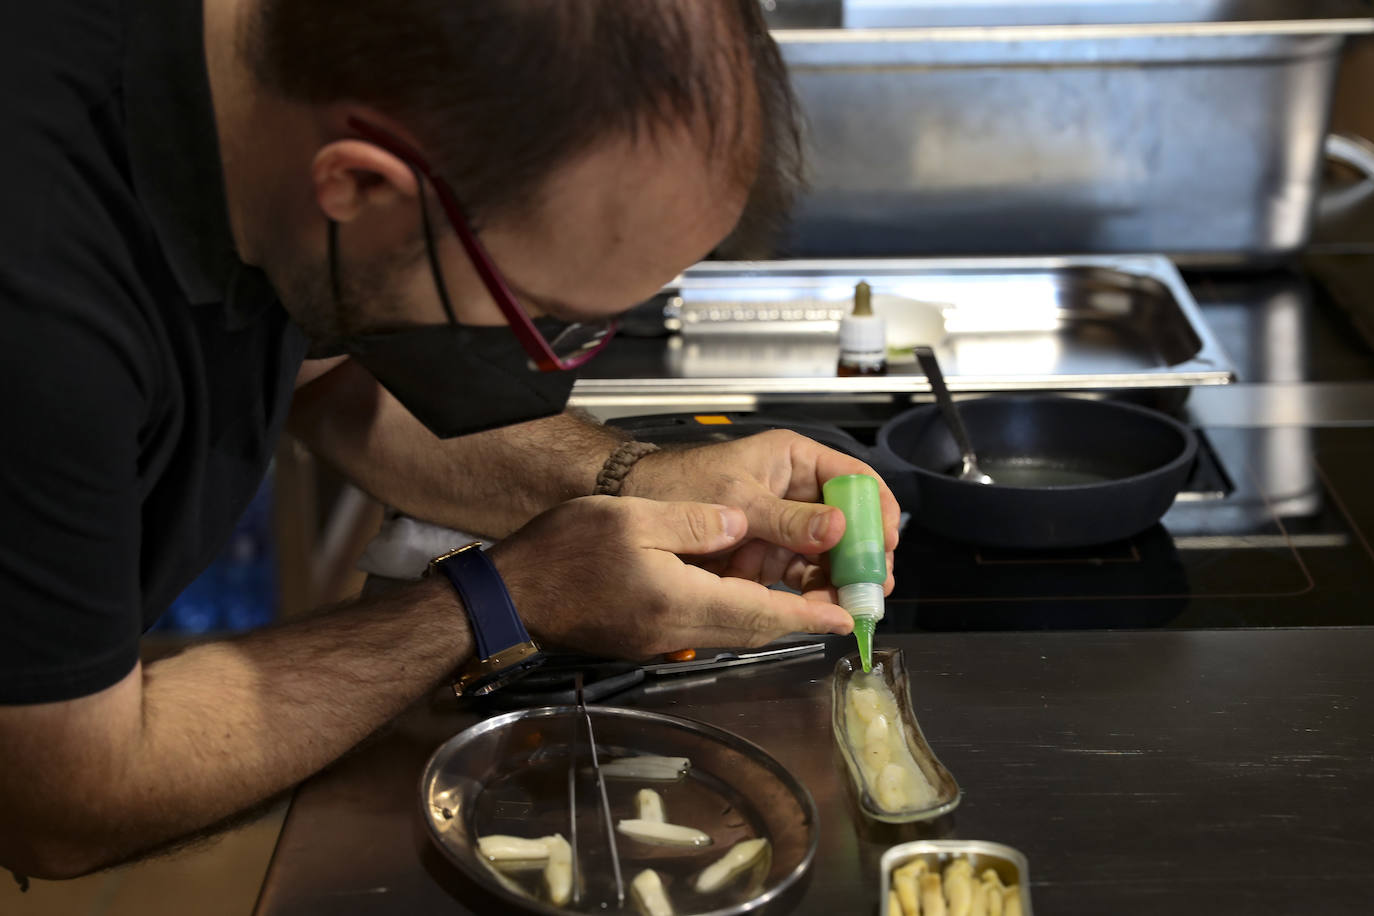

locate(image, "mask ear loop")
[[411, 165, 461, 327], [328, 219, 343, 304]]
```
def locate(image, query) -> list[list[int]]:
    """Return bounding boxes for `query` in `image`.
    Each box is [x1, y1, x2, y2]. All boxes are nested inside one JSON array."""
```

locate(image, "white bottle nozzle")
[[837, 582, 885, 622]]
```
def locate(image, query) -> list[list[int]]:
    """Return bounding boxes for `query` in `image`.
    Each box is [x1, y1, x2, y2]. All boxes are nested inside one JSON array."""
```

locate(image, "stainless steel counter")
[[254, 629, 1374, 916], [1187, 381, 1374, 426]]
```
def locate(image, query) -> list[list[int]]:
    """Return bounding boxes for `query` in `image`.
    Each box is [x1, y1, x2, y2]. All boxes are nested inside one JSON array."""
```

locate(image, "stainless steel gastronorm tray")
[[769, 9, 1373, 260], [572, 256, 1235, 409]]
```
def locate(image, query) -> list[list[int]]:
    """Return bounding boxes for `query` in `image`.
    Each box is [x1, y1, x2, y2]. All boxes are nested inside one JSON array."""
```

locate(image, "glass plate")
[[832, 649, 962, 823], [420, 705, 818, 915]]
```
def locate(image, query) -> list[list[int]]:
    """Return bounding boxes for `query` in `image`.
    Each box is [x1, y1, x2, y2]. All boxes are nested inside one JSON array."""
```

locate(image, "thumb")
[[629, 500, 749, 556], [747, 495, 846, 556]]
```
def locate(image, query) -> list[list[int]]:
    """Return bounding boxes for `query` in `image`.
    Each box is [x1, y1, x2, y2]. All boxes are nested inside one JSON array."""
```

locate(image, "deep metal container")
[[771, 2, 1373, 260]]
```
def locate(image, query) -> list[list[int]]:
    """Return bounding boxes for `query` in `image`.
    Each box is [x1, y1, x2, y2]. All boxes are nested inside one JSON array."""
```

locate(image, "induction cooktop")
[[886, 425, 1374, 631]]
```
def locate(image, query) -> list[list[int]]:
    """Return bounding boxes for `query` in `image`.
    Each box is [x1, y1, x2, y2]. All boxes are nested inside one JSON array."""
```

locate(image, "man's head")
[[234, 0, 802, 348]]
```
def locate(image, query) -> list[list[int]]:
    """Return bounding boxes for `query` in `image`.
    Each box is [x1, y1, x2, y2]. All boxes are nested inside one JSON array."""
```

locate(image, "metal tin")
[[880, 840, 1034, 916]]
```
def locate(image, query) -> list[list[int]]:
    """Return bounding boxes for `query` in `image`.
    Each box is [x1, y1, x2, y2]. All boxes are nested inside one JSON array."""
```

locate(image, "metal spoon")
[[914, 346, 995, 485]]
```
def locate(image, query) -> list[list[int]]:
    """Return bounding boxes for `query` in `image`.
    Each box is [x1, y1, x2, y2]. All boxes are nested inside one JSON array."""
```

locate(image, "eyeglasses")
[[346, 117, 617, 372]]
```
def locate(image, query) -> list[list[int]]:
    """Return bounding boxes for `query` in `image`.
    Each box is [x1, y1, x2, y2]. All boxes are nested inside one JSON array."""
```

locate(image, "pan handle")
[[1326, 133, 1374, 180], [1320, 132, 1374, 217]]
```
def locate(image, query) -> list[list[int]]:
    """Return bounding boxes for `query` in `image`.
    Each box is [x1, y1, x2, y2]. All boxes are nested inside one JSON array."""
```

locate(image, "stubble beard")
[[261, 226, 421, 359]]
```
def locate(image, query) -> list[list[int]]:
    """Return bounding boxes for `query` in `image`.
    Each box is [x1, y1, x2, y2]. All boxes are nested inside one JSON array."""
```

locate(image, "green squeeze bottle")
[[822, 473, 886, 672]]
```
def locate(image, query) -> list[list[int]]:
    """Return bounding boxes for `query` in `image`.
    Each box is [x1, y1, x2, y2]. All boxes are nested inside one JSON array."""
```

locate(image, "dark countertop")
[[254, 628, 1374, 916], [255, 256, 1374, 915]]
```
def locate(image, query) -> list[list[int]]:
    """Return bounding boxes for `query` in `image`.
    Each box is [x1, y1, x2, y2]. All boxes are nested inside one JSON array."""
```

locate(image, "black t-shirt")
[[0, 0, 308, 703]]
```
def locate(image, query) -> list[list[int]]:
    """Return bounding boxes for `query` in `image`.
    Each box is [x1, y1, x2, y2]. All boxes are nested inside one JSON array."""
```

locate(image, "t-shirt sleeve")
[[0, 280, 146, 704]]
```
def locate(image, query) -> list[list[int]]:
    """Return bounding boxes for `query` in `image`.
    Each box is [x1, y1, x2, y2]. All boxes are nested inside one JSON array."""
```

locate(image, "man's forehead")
[[542, 125, 745, 243], [480, 126, 749, 316]]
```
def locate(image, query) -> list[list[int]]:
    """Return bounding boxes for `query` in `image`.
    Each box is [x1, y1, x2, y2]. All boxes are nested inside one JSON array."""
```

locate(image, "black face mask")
[[326, 191, 578, 439], [341, 321, 577, 439]]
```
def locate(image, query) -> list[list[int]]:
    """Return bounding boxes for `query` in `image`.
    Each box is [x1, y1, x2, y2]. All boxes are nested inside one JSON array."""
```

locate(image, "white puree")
[[844, 672, 938, 811]]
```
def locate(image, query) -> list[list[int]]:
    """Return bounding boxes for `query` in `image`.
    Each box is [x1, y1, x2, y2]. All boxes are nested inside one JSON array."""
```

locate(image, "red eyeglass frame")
[[346, 116, 616, 372]]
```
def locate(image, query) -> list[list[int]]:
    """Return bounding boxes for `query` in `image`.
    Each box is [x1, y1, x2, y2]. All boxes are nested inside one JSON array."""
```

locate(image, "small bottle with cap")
[[822, 473, 887, 672], [837, 280, 887, 377]]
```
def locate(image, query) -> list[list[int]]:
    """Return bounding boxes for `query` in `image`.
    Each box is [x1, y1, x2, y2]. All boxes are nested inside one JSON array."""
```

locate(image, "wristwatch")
[[428, 542, 545, 697]]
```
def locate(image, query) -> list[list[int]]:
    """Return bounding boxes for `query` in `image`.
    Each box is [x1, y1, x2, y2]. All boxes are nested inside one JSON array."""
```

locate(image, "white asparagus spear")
[[944, 858, 973, 916], [632, 868, 675, 916], [543, 834, 572, 906], [892, 858, 927, 916], [617, 818, 712, 847], [968, 874, 990, 916], [920, 872, 947, 916], [477, 835, 551, 863], [600, 756, 691, 781], [636, 788, 666, 823], [488, 859, 546, 874], [887, 887, 904, 916], [876, 762, 908, 810], [849, 685, 882, 723], [1001, 887, 1023, 916], [865, 713, 893, 771], [694, 837, 770, 893], [980, 870, 1004, 916]]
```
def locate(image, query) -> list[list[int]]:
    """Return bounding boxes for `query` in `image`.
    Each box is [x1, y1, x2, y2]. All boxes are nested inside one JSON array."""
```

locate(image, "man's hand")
[[489, 496, 855, 658], [621, 430, 901, 598]]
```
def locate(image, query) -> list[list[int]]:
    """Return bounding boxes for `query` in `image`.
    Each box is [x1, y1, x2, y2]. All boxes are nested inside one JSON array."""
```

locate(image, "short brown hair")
[[249, 0, 802, 257]]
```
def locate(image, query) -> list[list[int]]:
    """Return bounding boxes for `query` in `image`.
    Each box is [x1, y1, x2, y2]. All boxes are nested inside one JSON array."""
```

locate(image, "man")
[[0, 0, 899, 880]]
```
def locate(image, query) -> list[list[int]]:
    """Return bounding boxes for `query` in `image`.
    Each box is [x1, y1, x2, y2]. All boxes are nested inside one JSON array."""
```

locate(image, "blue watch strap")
[[432, 544, 533, 661]]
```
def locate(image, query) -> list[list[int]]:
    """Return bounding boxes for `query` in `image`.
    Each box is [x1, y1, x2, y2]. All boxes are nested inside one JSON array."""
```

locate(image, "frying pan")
[[876, 396, 1197, 549]]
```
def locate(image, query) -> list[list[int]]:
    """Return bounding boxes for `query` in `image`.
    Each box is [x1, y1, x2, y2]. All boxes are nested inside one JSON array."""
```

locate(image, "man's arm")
[[0, 575, 469, 879], [288, 357, 623, 537], [289, 357, 901, 593], [0, 496, 851, 880]]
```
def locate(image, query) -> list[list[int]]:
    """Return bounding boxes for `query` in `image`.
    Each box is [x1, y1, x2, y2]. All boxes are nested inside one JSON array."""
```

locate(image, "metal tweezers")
[[573, 672, 625, 906], [639, 641, 826, 676], [503, 641, 828, 707]]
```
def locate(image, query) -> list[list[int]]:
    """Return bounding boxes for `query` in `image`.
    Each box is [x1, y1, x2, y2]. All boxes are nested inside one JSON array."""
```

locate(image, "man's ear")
[[311, 140, 421, 224]]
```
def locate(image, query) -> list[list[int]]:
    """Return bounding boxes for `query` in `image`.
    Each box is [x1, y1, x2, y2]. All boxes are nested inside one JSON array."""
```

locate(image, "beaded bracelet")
[[593, 441, 662, 496]]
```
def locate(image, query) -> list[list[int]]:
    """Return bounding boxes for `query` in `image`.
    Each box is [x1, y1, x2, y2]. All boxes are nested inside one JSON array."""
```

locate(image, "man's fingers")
[[719, 539, 771, 582], [622, 497, 748, 556], [759, 543, 798, 587], [744, 495, 847, 557], [700, 574, 854, 638], [782, 555, 821, 593], [796, 560, 837, 598], [798, 445, 902, 552]]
